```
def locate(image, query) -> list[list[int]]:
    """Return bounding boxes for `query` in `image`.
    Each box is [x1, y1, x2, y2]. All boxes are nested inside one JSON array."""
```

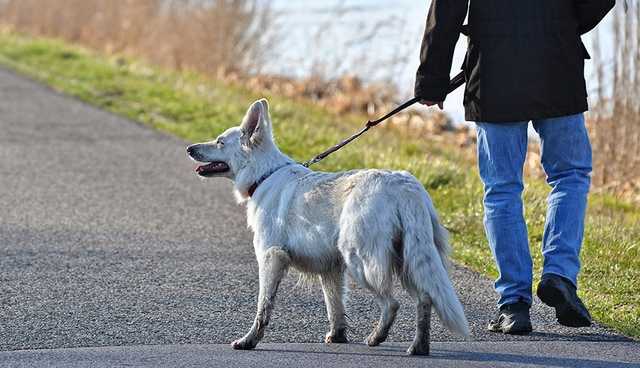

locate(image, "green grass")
[[0, 31, 638, 339]]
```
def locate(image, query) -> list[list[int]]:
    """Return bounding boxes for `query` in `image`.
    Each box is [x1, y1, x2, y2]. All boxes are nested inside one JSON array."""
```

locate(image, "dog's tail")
[[401, 191, 470, 338]]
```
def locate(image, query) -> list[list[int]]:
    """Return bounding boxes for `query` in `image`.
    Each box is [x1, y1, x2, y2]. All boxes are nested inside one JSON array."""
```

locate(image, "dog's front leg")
[[231, 246, 290, 350]]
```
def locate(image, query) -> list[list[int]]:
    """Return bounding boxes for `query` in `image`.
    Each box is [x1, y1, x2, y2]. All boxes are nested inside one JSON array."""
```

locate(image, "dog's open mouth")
[[195, 161, 230, 176]]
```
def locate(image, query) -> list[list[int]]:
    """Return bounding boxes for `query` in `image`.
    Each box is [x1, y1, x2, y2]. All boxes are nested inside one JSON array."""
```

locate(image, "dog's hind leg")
[[321, 271, 348, 343], [407, 297, 432, 356], [365, 289, 400, 347], [231, 246, 290, 350], [339, 226, 399, 347], [358, 257, 399, 347]]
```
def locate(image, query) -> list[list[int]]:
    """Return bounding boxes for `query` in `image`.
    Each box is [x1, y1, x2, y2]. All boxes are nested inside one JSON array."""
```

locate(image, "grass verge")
[[0, 31, 637, 338]]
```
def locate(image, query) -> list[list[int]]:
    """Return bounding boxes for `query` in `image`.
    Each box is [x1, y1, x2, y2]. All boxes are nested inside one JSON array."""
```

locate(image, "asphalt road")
[[0, 66, 638, 367]]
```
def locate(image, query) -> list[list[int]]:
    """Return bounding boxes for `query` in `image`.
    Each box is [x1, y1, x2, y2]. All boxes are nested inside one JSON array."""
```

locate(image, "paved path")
[[0, 67, 638, 367]]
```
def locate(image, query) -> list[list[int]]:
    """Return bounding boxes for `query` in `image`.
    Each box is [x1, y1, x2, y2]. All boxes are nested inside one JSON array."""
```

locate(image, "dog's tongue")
[[196, 161, 229, 175]]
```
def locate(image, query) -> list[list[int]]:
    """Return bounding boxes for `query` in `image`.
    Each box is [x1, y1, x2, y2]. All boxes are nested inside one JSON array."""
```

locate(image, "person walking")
[[415, 0, 615, 334]]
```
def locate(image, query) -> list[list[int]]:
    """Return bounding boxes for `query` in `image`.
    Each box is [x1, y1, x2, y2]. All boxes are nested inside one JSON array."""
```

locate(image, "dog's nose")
[[187, 145, 196, 155]]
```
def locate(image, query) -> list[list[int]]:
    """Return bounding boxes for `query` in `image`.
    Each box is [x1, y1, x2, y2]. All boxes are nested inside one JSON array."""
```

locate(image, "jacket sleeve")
[[574, 0, 616, 34], [415, 0, 468, 102]]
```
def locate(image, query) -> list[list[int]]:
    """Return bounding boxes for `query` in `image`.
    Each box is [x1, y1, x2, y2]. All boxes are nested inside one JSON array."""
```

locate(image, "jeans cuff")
[[498, 296, 532, 309]]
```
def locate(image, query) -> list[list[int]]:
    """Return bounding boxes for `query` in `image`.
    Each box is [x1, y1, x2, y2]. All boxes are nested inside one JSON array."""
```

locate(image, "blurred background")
[[0, 0, 637, 201]]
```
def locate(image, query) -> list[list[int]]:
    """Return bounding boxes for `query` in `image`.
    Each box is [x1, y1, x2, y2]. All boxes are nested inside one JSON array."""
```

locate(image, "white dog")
[[187, 99, 469, 355]]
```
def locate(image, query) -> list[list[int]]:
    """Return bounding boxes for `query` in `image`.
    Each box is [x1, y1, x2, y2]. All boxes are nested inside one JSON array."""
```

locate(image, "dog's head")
[[187, 99, 276, 181]]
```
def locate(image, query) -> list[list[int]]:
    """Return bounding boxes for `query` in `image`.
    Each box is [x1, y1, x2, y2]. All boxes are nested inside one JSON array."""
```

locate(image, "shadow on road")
[[526, 331, 633, 342], [256, 344, 640, 368], [434, 349, 640, 368]]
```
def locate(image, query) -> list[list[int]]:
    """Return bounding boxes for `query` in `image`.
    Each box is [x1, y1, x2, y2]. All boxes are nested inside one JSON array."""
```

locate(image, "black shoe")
[[487, 301, 533, 335], [537, 274, 592, 328]]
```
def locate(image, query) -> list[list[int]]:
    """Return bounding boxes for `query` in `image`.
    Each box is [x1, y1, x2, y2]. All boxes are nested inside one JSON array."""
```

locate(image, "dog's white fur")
[[188, 99, 469, 355]]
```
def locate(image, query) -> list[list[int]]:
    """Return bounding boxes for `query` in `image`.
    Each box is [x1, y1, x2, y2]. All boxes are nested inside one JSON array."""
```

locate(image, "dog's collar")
[[248, 163, 293, 198]]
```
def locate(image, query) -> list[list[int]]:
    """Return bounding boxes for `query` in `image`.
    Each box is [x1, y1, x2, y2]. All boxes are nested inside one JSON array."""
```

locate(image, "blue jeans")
[[476, 113, 592, 307]]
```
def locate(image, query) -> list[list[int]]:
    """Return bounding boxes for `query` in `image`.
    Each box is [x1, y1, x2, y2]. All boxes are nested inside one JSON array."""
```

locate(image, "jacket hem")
[[465, 104, 588, 123]]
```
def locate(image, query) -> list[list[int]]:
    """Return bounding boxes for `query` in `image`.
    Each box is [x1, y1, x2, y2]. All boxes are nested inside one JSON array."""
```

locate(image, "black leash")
[[301, 70, 466, 168]]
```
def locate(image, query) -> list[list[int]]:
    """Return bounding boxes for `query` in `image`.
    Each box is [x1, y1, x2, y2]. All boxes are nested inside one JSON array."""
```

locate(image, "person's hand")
[[419, 100, 443, 109]]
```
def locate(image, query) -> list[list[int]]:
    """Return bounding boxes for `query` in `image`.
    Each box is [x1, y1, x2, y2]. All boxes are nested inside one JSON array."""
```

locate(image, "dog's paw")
[[231, 338, 257, 350], [365, 331, 387, 347], [406, 342, 430, 356], [324, 330, 348, 344]]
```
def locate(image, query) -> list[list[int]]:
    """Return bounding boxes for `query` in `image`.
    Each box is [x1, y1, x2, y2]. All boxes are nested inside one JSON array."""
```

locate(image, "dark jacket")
[[415, 0, 615, 122]]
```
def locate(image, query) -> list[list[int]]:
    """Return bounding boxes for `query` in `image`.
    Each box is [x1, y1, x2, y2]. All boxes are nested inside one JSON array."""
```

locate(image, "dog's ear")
[[240, 99, 271, 148]]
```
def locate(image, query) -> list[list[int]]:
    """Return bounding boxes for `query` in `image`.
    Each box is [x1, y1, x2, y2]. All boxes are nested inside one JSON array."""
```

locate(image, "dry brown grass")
[[588, 3, 640, 202], [0, 0, 275, 76]]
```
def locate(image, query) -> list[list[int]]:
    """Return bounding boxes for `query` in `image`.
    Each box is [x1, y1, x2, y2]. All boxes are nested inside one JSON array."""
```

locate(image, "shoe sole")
[[537, 284, 591, 328]]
